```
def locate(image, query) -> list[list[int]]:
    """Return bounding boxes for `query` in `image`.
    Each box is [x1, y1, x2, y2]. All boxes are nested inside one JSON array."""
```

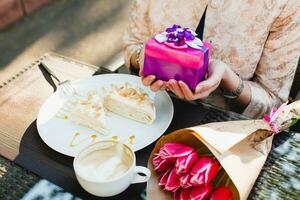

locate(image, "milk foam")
[[76, 143, 132, 182]]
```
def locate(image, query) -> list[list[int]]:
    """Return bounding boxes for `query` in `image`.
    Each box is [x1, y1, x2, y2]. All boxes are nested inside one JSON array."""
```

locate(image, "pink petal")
[[270, 107, 278, 116], [263, 114, 271, 123], [190, 157, 213, 175], [158, 169, 171, 187], [180, 174, 193, 188], [153, 154, 163, 166], [210, 186, 232, 200], [165, 169, 181, 192], [263, 102, 288, 134], [175, 152, 199, 174], [161, 143, 194, 159], [179, 188, 192, 200], [190, 157, 219, 185], [270, 123, 280, 134], [269, 101, 288, 122], [204, 160, 219, 184], [190, 184, 214, 200], [154, 158, 175, 173], [190, 172, 205, 186], [173, 189, 181, 200]]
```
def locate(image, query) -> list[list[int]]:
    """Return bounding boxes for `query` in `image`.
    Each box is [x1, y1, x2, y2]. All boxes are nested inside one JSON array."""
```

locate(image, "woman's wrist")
[[220, 63, 240, 92], [219, 62, 251, 111]]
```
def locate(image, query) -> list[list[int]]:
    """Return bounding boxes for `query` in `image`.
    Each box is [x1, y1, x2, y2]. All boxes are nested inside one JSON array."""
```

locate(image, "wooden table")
[[1, 53, 299, 200]]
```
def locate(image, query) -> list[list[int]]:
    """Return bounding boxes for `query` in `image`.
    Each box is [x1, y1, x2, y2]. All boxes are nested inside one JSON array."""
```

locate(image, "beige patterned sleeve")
[[242, 0, 300, 118], [123, 0, 151, 68]]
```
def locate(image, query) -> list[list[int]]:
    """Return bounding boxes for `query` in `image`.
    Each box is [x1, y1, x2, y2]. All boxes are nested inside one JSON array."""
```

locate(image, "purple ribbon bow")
[[154, 24, 205, 50], [165, 24, 196, 46]]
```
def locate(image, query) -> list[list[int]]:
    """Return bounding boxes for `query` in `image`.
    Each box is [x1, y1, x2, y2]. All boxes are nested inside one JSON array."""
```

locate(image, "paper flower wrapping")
[[148, 100, 300, 200]]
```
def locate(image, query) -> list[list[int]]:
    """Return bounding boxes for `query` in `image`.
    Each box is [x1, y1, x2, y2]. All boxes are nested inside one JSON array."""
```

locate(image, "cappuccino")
[[76, 141, 133, 182]]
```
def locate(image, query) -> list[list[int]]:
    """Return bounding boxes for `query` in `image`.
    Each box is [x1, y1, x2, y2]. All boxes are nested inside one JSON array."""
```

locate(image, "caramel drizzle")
[[129, 135, 135, 144], [69, 133, 135, 147], [69, 132, 97, 147], [111, 134, 135, 144], [111, 135, 119, 141], [112, 83, 149, 103]]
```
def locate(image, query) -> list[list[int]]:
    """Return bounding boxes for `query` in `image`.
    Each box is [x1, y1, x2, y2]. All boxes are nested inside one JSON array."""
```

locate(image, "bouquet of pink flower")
[[153, 142, 232, 200], [147, 100, 300, 200]]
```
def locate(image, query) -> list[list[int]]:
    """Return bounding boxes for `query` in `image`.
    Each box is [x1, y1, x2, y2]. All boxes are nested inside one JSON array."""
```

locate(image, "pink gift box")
[[143, 38, 212, 90]]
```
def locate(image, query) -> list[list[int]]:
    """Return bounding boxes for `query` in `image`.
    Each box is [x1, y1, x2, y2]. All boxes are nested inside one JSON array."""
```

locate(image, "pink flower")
[[153, 142, 195, 173], [189, 157, 219, 186], [175, 152, 199, 174], [158, 169, 171, 187], [164, 169, 181, 192], [159, 142, 194, 159], [179, 174, 193, 188], [174, 188, 192, 200], [190, 184, 214, 200], [210, 186, 232, 200]]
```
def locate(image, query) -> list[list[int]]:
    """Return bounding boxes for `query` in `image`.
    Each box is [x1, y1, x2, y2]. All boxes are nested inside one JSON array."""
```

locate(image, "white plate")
[[37, 74, 174, 157]]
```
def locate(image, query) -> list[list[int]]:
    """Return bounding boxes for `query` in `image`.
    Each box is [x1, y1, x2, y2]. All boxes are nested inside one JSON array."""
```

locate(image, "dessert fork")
[[39, 62, 77, 95]]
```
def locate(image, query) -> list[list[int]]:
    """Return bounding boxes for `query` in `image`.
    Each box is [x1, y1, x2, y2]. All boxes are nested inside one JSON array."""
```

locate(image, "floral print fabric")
[[123, 0, 300, 118]]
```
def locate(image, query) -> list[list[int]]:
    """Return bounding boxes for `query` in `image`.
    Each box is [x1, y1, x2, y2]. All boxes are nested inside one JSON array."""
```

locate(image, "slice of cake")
[[103, 82, 156, 124], [57, 92, 108, 135]]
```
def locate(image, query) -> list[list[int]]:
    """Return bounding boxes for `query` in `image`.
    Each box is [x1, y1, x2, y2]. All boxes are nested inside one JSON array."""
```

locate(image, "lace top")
[[123, 0, 300, 118]]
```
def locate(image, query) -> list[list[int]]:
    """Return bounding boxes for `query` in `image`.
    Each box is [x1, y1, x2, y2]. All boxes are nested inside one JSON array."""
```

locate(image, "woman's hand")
[[138, 46, 167, 92], [140, 73, 167, 92], [167, 59, 229, 100]]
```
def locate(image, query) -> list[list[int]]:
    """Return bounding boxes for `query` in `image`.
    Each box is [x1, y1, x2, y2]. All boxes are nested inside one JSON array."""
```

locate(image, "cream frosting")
[[103, 82, 156, 124], [57, 92, 108, 134]]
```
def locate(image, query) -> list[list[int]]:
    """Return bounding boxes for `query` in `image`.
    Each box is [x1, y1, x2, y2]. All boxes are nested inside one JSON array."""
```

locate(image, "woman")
[[123, 0, 300, 118]]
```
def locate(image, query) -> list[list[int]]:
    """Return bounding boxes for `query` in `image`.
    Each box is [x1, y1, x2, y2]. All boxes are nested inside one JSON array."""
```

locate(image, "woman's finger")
[[167, 82, 175, 93], [195, 77, 220, 93], [194, 89, 211, 99], [198, 80, 219, 94], [195, 84, 219, 99], [150, 80, 164, 92], [141, 75, 156, 86], [178, 81, 195, 100], [169, 79, 184, 99], [160, 83, 167, 91], [168, 82, 185, 99]]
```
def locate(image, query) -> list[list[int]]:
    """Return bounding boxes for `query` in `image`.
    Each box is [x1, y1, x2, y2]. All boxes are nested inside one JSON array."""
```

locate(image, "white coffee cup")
[[73, 140, 151, 197]]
